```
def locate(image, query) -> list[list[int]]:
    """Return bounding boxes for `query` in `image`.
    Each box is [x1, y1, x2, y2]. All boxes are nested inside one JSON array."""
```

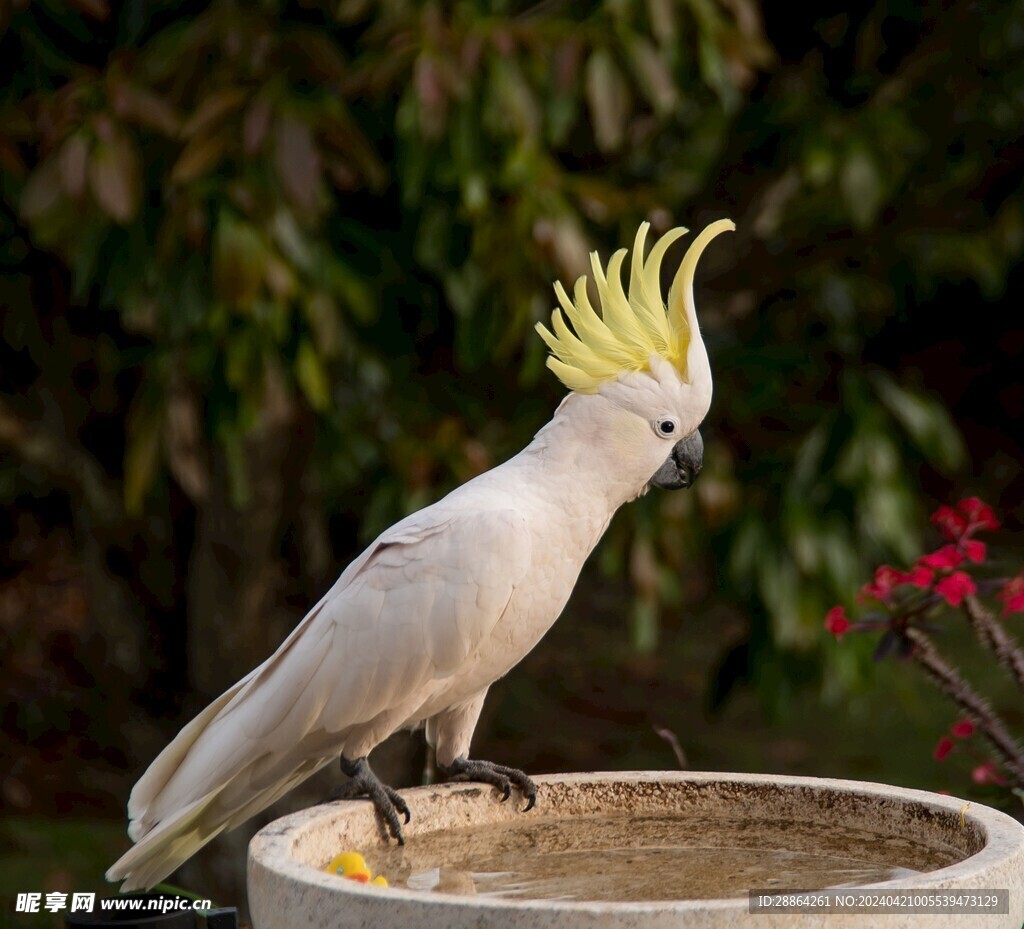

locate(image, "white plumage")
[[107, 220, 732, 891]]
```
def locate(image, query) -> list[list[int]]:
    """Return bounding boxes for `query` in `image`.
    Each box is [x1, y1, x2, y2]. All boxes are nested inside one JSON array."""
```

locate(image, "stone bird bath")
[[248, 771, 1024, 928]]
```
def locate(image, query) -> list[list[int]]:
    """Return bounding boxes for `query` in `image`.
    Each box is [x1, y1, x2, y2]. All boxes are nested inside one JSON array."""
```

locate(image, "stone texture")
[[248, 771, 1024, 928]]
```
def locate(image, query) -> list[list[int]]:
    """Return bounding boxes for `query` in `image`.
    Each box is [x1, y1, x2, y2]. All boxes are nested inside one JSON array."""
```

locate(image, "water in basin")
[[368, 813, 964, 902]]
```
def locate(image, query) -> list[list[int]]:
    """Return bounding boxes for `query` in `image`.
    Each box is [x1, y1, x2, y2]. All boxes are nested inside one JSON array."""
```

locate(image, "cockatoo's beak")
[[650, 430, 703, 490]]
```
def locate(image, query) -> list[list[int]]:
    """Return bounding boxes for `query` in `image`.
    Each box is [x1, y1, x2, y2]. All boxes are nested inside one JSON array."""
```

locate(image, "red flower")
[[824, 606, 850, 638], [957, 497, 1000, 531], [860, 564, 935, 602], [971, 761, 1008, 787], [933, 736, 954, 761], [935, 571, 977, 607], [901, 565, 934, 589], [997, 575, 1024, 616], [951, 719, 974, 738], [962, 540, 986, 564], [860, 565, 900, 603], [919, 545, 963, 570], [931, 505, 968, 541]]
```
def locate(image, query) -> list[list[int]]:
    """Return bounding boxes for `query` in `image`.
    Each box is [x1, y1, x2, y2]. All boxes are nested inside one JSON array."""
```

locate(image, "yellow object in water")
[[325, 851, 387, 887]]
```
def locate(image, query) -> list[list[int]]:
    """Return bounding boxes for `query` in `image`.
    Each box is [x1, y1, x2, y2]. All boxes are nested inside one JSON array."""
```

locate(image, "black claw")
[[335, 755, 410, 843], [444, 757, 537, 813], [384, 786, 411, 824]]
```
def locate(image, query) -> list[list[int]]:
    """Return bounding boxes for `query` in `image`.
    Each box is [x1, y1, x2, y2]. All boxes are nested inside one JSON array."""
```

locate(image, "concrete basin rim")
[[248, 770, 1024, 914]]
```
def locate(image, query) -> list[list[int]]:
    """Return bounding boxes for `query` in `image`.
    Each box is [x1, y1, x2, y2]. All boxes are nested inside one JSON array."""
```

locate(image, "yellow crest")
[[536, 219, 734, 393]]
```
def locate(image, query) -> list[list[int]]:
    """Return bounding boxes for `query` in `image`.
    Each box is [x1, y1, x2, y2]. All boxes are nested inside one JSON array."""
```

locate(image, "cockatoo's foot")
[[443, 756, 538, 812], [326, 755, 410, 844]]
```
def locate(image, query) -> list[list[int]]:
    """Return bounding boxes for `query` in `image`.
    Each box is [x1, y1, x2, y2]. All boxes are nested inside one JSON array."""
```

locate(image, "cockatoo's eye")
[[654, 417, 678, 438]]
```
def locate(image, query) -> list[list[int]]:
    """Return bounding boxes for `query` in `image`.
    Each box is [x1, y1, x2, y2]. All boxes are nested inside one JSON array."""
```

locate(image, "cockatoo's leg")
[[327, 755, 411, 844], [443, 756, 537, 812]]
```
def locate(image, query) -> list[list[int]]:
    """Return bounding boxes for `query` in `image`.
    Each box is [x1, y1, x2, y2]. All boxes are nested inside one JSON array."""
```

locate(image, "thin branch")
[[905, 627, 1024, 786], [963, 595, 1024, 692], [653, 723, 689, 770]]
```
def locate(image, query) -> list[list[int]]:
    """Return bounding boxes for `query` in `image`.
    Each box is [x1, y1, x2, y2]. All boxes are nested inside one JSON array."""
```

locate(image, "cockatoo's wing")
[[107, 503, 532, 890]]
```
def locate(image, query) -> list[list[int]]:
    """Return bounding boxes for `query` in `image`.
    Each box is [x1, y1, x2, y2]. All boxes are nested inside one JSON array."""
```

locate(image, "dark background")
[[2, 0, 1023, 924]]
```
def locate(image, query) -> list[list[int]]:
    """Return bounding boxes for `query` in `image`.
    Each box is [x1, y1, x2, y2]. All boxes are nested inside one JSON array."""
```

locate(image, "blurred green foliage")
[[1, 0, 1021, 711]]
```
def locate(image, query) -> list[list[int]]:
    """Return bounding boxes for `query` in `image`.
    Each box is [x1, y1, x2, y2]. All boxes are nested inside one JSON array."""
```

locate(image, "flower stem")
[[962, 595, 1024, 692], [904, 627, 1024, 786]]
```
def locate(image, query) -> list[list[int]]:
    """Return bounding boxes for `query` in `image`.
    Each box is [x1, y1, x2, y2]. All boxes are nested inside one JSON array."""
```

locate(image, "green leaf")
[[697, 34, 739, 112], [225, 330, 258, 389], [302, 291, 342, 358], [270, 210, 313, 272], [124, 394, 164, 515], [545, 93, 577, 147], [326, 260, 375, 325], [790, 421, 830, 490], [728, 515, 767, 586], [58, 134, 90, 199], [88, 130, 141, 224], [21, 158, 63, 223], [491, 58, 540, 140], [819, 523, 861, 596], [839, 147, 884, 230], [647, 0, 678, 45], [114, 82, 181, 137], [630, 598, 660, 654], [274, 113, 324, 216], [870, 371, 967, 473], [213, 212, 265, 307], [585, 49, 630, 152], [220, 426, 250, 509], [295, 339, 330, 410], [180, 88, 247, 138], [860, 481, 918, 562], [757, 547, 809, 648], [170, 130, 230, 185], [628, 37, 678, 115], [243, 97, 273, 156]]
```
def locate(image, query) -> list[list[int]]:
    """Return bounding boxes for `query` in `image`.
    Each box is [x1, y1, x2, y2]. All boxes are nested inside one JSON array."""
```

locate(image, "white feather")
[[108, 497, 533, 890]]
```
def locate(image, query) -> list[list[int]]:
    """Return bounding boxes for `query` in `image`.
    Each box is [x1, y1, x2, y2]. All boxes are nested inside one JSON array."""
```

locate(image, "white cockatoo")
[[107, 218, 734, 891]]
